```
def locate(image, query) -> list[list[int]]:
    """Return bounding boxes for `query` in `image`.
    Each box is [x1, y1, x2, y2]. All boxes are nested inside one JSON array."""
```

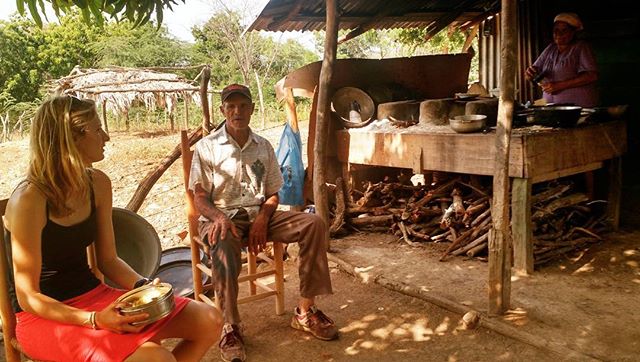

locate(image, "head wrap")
[[554, 12, 583, 31]]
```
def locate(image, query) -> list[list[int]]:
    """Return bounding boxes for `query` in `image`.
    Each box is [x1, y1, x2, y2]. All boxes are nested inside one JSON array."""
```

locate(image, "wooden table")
[[336, 120, 627, 273]]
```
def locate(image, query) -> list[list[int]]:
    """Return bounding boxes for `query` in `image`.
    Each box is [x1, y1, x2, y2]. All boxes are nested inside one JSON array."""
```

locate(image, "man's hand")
[[208, 213, 239, 247], [248, 213, 269, 255]]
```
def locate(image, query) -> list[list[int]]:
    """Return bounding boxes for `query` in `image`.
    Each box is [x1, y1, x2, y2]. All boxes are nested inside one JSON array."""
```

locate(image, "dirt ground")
[[1, 121, 638, 361]]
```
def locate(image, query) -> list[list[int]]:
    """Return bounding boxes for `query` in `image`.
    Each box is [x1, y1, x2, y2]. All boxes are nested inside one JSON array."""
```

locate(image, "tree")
[[16, 0, 184, 28], [0, 16, 46, 103], [92, 22, 189, 68]]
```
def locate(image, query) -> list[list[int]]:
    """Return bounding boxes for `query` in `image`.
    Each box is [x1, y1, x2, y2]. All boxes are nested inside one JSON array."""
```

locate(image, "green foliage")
[[191, 10, 318, 110], [16, 0, 185, 28], [92, 21, 188, 67], [0, 16, 46, 102]]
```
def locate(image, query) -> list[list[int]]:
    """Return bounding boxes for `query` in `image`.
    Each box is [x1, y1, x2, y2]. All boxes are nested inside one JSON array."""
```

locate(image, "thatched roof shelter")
[[54, 66, 202, 115]]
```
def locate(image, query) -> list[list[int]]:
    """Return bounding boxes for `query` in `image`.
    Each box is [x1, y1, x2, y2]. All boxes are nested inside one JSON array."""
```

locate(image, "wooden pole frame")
[[489, 0, 516, 315], [313, 0, 338, 249]]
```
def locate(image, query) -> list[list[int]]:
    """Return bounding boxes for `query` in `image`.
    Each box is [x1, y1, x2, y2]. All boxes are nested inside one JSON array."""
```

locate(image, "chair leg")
[[273, 242, 285, 315], [247, 250, 257, 296], [191, 260, 203, 302]]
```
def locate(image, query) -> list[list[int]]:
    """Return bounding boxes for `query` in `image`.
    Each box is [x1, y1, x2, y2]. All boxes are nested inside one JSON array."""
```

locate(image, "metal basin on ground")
[[107, 207, 162, 287]]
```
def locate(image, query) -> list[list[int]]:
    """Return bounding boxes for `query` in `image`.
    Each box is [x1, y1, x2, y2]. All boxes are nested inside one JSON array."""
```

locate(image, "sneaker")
[[290, 305, 339, 341], [219, 323, 246, 362]]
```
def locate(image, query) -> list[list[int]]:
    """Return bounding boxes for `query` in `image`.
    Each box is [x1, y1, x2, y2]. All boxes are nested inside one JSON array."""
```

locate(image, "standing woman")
[[3, 96, 221, 361], [525, 12, 599, 107]]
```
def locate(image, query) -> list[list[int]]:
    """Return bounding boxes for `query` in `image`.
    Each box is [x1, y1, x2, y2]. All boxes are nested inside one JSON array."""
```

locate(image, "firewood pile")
[[330, 175, 608, 267]]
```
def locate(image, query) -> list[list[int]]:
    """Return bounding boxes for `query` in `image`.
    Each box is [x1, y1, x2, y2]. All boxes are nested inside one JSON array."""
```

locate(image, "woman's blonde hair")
[[27, 96, 99, 216]]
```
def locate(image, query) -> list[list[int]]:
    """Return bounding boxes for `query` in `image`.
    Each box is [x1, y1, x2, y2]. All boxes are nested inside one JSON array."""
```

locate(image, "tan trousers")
[[199, 210, 332, 324]]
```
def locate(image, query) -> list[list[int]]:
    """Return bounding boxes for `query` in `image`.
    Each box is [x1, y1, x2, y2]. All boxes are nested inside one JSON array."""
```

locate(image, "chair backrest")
[[180, 131, 201, 243], [1, 198, 22, 362]]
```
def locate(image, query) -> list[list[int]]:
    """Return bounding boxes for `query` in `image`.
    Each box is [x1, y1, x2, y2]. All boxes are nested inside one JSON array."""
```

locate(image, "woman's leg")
[[149, 300, 222, 362], [125, 342, 176, 362]]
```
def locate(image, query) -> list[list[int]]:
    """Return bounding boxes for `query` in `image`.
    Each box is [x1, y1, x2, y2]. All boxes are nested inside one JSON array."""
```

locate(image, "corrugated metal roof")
[[248, 0, 500, 33]]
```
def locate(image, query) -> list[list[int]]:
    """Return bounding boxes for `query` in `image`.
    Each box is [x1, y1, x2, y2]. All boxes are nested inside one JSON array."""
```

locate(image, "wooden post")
[[607, 157, 622, 229], [102, 100, 109, 134], [254, 70, 267, 130], [313, 0, 338, 249], [200, 65, 211, 135], [512, 177, 533, 274], [184, 96, 190, 129], [489, 0, 516, 315], [284, 87, 299, 133]]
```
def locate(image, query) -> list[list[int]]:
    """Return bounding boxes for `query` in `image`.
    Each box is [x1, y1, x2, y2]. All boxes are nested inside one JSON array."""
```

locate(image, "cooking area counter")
[[336, 120, 627, 273]]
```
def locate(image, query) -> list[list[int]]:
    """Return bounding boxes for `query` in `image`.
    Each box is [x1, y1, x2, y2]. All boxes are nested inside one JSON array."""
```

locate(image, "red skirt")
[[16, 283, 190, 362]]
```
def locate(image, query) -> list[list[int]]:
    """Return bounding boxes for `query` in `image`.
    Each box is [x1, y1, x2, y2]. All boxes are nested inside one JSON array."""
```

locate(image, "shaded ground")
[[1, 122, 638, 361]]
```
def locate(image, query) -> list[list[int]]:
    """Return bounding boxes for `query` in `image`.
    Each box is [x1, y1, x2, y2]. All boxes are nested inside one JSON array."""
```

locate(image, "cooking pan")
[[520, 105, 582, 128]]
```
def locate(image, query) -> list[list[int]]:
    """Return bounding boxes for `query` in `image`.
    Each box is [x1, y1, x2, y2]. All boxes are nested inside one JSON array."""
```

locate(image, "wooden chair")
[[179, 130, 285, 315], [1, 198, 21, 362], [1, 199, 101, 362]]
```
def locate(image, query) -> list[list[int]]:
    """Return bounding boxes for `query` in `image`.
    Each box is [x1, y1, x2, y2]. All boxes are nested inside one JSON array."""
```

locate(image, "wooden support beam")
[[101, 100, 109, 134], [284, 87, 299, 133], [313, 0, 338, 249], [489, 0, 516, 316], [512, 177, 533, 275], [607, 157, 622, 230], [199, 65, 211, 135]]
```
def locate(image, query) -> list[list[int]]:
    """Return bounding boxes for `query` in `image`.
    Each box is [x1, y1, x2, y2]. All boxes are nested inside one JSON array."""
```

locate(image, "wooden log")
[[531, 184, 571, 205], [512, 177, 533, 274], [452, 231, 489, 256], [330, 177, 346, 235], [467, 242, 487, 257], [313, 0, 338, 250], [349, 215, 394, 227], [126, 127, 203, 212], [452, 188, 465, 216], [411, 178, 459, 208], [532, 193, 589, 221]]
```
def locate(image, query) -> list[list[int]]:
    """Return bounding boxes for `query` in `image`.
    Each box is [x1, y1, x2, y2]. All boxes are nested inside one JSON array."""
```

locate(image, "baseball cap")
[[220, 83, 252, 103]]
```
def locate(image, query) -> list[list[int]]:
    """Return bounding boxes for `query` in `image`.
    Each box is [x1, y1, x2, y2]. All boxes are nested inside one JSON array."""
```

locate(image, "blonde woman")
[[3, 96, 221, 361]]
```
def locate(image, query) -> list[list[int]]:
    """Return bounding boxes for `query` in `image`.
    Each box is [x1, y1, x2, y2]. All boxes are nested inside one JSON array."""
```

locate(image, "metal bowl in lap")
[[449, 114, 487, 133], [116, 283, 175, 326]]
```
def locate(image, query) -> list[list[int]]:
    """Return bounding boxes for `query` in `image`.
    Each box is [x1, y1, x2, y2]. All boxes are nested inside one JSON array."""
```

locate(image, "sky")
[[0, 0, 313, 46]]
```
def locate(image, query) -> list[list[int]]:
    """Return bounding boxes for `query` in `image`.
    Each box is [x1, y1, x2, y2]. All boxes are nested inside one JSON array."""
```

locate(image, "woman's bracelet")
[[133, 277, 151, 289], [89, 311, 97, 330], [84, 311, 97, 329]]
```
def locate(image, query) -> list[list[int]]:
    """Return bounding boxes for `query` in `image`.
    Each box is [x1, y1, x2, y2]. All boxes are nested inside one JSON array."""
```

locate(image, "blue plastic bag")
[[276, 122, 305, 206]]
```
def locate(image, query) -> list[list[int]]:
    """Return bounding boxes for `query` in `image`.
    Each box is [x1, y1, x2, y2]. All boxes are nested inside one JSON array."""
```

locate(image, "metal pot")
[[116, 282, 175, 326], [532, 105, 582, 128], [449, 114, 487, 133]]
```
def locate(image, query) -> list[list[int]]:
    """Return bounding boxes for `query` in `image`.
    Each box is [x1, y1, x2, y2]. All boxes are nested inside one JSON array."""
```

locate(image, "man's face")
[[220, 93, 254, 133]]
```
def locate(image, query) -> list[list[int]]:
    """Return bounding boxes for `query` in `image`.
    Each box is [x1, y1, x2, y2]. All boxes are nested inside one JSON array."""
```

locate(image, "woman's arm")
[[6, 182, 149, 333], [6, 185, 92, 327], [91, 169, 144, 290], [540, 71, 598, 94]]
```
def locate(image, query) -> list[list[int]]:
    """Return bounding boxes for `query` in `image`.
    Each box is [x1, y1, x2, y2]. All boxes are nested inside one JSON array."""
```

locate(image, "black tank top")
[[5, 184, 101, 312]]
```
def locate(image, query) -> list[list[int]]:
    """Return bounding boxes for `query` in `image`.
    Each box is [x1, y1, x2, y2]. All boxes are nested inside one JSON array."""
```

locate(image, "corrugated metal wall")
[[478, 0, 544, 103]]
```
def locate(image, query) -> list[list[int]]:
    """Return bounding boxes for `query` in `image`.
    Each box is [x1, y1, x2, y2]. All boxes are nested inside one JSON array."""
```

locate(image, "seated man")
[[189, 83, 338, 362]]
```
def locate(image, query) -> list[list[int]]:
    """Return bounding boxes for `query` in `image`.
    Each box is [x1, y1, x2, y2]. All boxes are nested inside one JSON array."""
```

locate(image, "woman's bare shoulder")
[[5, 183, 46, 229], [90, 168, 112, 190]]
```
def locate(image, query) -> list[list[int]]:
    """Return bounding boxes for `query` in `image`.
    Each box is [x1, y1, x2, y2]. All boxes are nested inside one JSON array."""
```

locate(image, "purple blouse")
[[532, 40, 598, 107]]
